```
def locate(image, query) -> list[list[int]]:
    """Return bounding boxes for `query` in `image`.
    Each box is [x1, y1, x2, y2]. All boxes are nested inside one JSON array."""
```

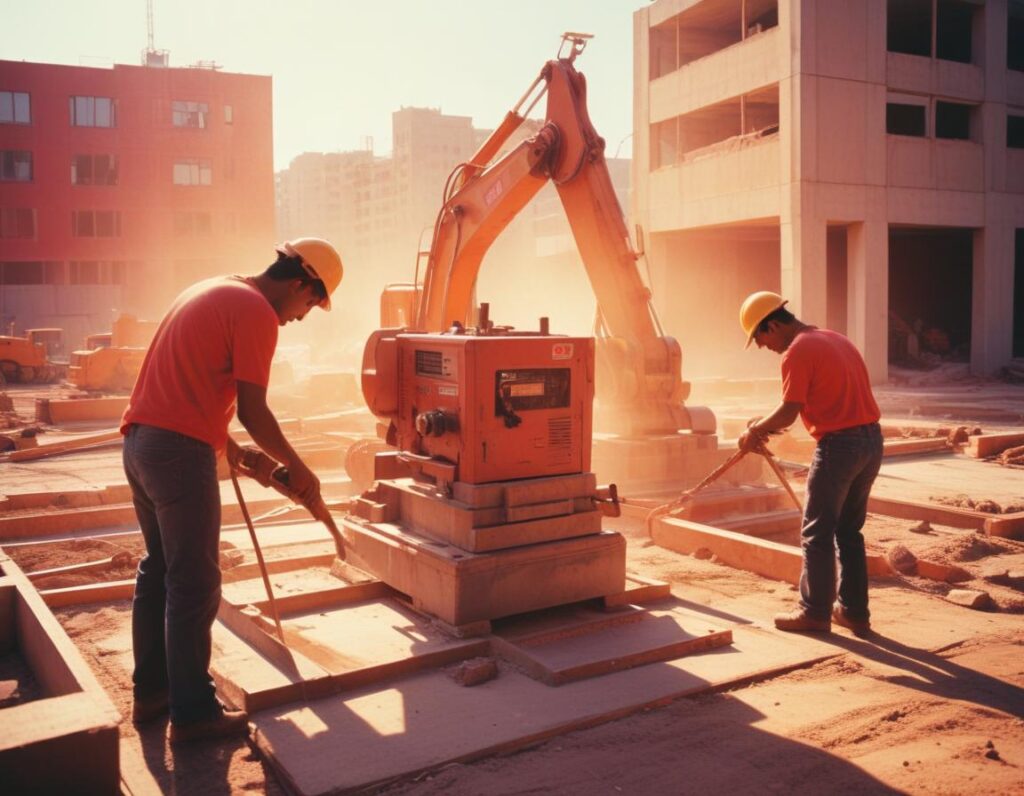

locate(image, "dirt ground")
[[18, 507, 1020, 795], [3, 376, 1023, 794]]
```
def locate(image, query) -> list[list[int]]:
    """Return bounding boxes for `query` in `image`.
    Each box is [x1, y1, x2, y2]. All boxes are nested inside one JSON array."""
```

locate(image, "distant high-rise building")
[[0, 59, 274, 346]]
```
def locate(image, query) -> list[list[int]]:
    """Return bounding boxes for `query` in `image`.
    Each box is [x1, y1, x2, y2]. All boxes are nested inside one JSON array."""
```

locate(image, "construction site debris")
[[886, 544, 918, 574], [945, 589, 992, 609], [908, 520, 933, 534], [448, 657, 499, 687], [933, 494, 1024, 514], [966, 431, 1024, 458], [997, 445, 1024, 467], [914, 559, 973, 584]]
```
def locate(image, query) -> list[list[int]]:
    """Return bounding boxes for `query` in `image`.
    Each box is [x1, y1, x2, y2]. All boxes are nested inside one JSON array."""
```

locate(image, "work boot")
[[832, 603, 872, 637], [773, 609, 830, 633], [169, 707, 250, 745], [131, 691, 170, 724]]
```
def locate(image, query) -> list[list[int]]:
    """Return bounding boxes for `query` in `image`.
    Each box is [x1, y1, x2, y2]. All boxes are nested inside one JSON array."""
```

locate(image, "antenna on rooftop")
[[142, 0, 170, 67]]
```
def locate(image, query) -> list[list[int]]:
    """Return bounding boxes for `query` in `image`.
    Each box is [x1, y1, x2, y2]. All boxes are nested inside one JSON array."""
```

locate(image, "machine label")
[[437, 385, 458, 397], [551, 342, 574, 360], [484, 178, 504, 207]]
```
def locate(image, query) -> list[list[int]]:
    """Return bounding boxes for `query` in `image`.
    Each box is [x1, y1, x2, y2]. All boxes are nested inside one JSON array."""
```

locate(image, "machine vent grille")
[[548, 417, 572, 449], [415, 349, 443, 376]]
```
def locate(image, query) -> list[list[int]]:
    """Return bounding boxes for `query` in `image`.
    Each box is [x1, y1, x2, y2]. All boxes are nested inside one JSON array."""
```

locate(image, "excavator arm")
[[369, 35, 714, 439]]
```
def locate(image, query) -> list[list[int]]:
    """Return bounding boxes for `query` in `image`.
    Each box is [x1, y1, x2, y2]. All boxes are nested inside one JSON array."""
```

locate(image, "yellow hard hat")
[[275, 237, 343, 311], [739, 291, 788, 348]]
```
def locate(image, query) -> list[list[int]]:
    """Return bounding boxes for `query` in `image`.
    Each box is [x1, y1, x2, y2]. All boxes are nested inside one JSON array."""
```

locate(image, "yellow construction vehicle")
[[67, 314, 158, 392], [0, 329, 66, 384]]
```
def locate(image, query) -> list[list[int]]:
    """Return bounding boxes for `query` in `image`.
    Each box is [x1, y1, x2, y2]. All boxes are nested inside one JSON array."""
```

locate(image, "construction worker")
[[120, 238, 343, 742], [738, 291, 882, 637]]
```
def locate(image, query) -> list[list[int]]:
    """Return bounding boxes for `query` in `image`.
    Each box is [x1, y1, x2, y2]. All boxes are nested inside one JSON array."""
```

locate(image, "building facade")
[[633, 0, 1024, 381], [0, 59, 275, 348]]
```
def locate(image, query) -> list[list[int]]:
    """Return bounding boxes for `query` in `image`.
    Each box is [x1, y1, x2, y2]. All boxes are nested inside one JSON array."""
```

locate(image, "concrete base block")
[[339, 516, 627, 626], [0, 552, 120, 792]]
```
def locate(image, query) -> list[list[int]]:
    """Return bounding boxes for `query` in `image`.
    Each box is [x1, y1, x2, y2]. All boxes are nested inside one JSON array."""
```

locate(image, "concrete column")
[[780, 188, 828, 326], [971, 224, 1015, 375], [847, 220, 889, 383]]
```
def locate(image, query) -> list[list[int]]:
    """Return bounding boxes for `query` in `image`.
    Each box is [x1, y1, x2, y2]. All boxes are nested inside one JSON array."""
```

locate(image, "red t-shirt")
[[120, 276, 279, 451], [781, 327, 880, 440]]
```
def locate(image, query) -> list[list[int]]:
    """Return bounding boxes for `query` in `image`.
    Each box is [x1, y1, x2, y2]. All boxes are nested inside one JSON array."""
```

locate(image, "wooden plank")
[[6, 430, 122, 462], [603, 573, 673, 608], [882, 438, 949, 457], [867, 494, 986, 530], [223, 553, 337, 583], [35, 396, 129, 424], [0, 496, 292, 540], [215, 599, 325, 684], [40, 579, 135, 608], [967, 432, 1024, 458], [984, 512, 1024, 540], [248, 581, 394, 615]]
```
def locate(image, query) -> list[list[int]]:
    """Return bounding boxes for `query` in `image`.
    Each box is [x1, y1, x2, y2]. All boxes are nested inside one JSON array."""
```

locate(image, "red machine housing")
[[366, 330, 593, 485]]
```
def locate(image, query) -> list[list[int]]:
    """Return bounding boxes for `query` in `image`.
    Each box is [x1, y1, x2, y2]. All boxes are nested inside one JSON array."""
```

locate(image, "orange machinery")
[[362, 33, 734, 495], [67, 314, 157, 392], [0, 329, 65, 384]]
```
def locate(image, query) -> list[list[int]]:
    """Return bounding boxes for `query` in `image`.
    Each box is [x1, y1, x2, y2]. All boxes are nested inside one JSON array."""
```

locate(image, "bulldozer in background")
[[0, 328, 67, 384], [67, 314, 158, 392]]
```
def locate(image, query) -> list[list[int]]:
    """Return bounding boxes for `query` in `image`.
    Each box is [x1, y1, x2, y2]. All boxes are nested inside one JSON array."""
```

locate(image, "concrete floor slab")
[[250, 621, 831, 795]]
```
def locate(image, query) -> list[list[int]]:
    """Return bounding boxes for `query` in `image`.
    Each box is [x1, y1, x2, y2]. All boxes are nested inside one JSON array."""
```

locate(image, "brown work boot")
[[774, 609, 831, 633], [832, 603, 872, 637], [132, 691, 170, 724], [169, 708, 250, 745]]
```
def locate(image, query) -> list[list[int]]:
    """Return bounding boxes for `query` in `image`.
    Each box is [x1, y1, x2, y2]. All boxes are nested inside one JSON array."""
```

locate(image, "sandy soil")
[[35, 508, 1023, 795]]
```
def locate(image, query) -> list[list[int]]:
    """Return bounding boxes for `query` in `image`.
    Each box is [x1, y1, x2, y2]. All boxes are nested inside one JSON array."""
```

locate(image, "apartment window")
[[0, 91, 30, 124], [71, 154, 119, 185], [70, 261, 101, 284], [887, 103, 927, 136], [1, 150, 32, 181], [0, 208, 36, 239], [0, 262, 44, 285], [172, 159, 212, 185], [1011, 1, 1024, 72], [1009, 114, 1024, 149], [70, 261, 126, 285], [172, 100, 209, 128], [935, 101, 973, 140], [70, 96, 116, 127], [224, 104, 233, 124], [936, 1, 975, 63], [887, 0, 932, 56], [72, 210, 121, 237], [173, 211, 212, 236]]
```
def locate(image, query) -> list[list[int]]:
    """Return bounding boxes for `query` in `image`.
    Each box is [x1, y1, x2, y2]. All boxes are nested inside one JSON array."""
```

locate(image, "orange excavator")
[[334, 34, 759, 630], [362, 33, 727, 493]]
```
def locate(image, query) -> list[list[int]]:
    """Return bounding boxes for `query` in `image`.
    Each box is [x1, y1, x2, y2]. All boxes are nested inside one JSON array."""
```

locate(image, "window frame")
[[69, 95, 117, 128], [0, 91, 31, 125]]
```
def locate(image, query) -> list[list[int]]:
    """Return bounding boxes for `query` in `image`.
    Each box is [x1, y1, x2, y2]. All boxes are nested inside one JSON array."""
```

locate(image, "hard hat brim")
[[275, 243, 332, 311], [744, 299, 788, 349]]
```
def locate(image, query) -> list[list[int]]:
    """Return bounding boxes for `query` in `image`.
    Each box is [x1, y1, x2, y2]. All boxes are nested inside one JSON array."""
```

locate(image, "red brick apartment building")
[[0, 60, 274, 347]]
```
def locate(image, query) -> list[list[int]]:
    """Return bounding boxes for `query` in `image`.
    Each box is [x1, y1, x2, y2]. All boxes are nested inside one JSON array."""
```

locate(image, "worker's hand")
[[738, 418, 773, 453], [226, 437, 243, 470], [287, 458, 322, 510]]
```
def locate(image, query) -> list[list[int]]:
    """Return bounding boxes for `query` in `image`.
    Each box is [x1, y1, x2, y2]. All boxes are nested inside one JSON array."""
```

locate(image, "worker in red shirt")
[[120, 238, 343, 743], [738, 291, 882, 637]]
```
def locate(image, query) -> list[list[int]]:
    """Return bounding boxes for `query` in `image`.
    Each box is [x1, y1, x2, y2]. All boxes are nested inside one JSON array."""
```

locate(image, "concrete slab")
[[250, 621, 831, 795]]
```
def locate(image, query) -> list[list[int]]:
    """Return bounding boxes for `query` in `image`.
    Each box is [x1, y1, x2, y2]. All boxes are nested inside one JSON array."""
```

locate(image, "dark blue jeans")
[[123, 423, 222, 725], [800, 422, 883, 622]]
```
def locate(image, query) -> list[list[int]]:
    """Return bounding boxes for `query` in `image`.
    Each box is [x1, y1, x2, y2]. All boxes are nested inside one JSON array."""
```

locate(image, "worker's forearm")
[[752, 401, 801, 435], [239, 405, 303, 468]]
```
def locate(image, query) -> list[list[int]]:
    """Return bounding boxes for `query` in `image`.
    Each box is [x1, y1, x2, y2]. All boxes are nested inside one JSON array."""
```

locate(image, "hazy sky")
[[2, 1, 638, 169]]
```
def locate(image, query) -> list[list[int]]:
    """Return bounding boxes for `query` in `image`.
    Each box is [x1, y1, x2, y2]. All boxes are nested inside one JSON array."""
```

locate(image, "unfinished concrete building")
[[633, 0, 1024, 382]]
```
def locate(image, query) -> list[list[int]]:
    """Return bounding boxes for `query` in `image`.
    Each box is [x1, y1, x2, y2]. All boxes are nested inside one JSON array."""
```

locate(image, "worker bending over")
[[737, 291, 881, 637], [120, 238, 343, 743]]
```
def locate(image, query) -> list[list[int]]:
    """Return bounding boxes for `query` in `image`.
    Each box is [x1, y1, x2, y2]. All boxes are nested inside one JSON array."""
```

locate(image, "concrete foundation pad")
[[250, 619, 831, 795], [339, 516, 626, 626]]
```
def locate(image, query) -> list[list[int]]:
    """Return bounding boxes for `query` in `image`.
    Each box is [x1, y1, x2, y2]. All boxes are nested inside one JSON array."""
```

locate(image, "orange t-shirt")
[[781, 327, 880, 440], [120, 276, 279, 451]]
